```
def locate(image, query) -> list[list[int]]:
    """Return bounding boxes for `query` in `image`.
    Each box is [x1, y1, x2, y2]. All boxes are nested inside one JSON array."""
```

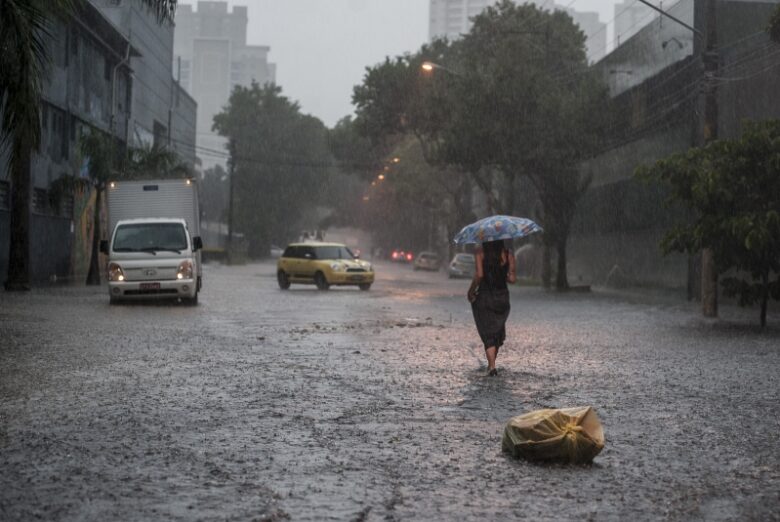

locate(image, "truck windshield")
[[113, 223, 188, 253]]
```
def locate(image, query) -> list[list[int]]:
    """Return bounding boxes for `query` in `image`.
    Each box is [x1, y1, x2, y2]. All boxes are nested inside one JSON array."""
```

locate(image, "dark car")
[[391, 249, 414, 263]]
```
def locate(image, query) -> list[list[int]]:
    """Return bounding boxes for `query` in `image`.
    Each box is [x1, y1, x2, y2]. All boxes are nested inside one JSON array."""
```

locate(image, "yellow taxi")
[[277, 242, 375, 291]]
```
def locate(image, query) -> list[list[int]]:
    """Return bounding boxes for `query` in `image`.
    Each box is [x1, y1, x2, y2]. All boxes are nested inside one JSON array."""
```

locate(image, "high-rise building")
[[429, 1, 606, 62], [173, 2, 276, 170], [560, 8, 607, 63], [613, 1, 656, 46], [428, 0, 495, 41]]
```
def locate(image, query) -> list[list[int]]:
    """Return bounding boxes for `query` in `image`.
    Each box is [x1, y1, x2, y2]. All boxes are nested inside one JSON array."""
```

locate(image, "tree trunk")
[[555, 237, 569, 291], [701, 248, 718, 317], [86, 185, 102, 285], [541, 243, 552, 289], [5, 141, 32, 291], [760, 272, 769, 328]]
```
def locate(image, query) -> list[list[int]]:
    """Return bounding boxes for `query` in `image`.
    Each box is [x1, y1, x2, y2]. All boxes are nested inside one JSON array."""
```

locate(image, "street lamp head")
[[378, 174, 385, 181], [421, 62, 435, 72]]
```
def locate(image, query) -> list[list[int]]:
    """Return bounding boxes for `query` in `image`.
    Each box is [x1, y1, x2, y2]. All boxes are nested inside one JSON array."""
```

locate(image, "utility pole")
[[637, 0, 716, 315], [700, 0, 719, 318]]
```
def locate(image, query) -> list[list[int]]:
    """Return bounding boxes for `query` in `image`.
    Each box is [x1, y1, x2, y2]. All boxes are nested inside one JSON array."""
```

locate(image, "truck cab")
[[102, 218, 202, 304]]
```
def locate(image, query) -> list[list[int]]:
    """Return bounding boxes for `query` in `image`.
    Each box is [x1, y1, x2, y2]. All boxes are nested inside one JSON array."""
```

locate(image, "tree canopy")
[[213, 83, 334, 256], [351, 0, 610, 288], [639, 120, 780, 327]]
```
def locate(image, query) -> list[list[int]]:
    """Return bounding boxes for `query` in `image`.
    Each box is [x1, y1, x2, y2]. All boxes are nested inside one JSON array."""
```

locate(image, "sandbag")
[[502, 406, 605, 464]]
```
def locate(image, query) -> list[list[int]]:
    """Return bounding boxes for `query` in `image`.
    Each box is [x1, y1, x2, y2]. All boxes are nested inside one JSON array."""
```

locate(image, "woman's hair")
[[482, 240, 505, 265]]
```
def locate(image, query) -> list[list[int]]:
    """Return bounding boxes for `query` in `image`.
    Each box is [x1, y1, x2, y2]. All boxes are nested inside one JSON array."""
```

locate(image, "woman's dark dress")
[[471, 253, 511, 350]]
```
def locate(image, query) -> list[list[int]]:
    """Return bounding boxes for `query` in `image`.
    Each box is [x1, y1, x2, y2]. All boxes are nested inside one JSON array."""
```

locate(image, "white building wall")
[[173, 1, 276, 171]]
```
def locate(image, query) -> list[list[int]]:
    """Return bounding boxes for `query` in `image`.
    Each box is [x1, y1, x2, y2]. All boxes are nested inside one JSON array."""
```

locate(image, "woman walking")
[[467, 240, 516, 376]]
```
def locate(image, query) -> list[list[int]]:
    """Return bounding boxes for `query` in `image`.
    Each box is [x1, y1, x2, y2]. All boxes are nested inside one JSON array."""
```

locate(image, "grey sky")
[[212, 1, 638, 127]]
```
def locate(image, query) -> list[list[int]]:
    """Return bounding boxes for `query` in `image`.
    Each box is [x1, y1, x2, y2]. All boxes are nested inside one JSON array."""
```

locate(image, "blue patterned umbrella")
[[453, 215, 543, 245]]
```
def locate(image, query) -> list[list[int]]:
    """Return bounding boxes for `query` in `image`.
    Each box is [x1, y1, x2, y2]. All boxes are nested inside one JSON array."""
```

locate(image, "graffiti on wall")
[[70, 185, 107, 280]]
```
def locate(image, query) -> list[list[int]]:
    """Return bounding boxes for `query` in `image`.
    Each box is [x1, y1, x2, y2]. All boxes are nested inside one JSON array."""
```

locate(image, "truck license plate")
[[140, 282, 160, 290]]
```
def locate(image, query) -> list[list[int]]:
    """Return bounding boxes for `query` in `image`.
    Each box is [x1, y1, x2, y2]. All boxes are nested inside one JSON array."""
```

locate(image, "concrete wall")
[[569, 0, 780, 290]]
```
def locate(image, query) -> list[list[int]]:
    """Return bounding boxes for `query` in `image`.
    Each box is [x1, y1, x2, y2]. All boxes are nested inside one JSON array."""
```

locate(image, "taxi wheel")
[[359, 283, 371, 291], [315, 272, 330, 290], [277, 270, 291, 290]]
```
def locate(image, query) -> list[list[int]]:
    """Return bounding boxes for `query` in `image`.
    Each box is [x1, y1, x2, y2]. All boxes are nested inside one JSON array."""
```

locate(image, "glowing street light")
[[378, 174, 385, 181], [420, 61, 461, 76], [392, 157, 400, 163]]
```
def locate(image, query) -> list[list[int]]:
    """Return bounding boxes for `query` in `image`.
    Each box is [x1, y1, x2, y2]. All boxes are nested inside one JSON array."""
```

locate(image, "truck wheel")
[[109, 295, 120, 305], [315, 272, 330, 291], [359, 283, 371, 291], [277, 270, 291, 290], [183, 292, 199, 306]]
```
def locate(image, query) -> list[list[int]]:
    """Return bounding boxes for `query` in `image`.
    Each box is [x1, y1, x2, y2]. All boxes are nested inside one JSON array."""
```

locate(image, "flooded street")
[[1, 262, 779, 521]]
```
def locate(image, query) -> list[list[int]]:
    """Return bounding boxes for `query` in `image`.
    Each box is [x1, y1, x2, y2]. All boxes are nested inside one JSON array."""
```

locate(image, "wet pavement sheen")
[[1, 261, 779, 521]]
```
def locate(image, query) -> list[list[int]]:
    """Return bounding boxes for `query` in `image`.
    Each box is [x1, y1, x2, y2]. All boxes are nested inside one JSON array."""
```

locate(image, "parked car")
[[448, 253, 476, 279], [277, 242, 375, 291], [413, 251, 441, 271], [391, 249, 414, 263]]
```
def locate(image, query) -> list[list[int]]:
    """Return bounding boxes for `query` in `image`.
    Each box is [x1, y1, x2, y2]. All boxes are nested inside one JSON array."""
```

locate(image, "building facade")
[[569, 0, 780, 291], [0, 0, 197, 284], [94, 0, 198, 168], [613, 1, 656, 46], [173, 2, 276, 171]]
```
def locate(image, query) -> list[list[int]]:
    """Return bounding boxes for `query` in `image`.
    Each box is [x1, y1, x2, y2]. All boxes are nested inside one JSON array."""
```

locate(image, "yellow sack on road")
[[502, 406, 605, 464]]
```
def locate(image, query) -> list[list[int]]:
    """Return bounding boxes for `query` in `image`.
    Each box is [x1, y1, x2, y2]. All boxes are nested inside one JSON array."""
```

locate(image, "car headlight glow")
[[108, 262, 125, 282], [177, 260, 193, 280]]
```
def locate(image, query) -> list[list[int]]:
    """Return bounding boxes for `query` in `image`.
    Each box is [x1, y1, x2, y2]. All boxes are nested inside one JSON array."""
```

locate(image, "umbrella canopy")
[[453, 215, 542, 245]]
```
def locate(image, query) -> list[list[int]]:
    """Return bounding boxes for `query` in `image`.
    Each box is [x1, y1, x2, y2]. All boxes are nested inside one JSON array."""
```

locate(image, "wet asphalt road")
[[1, 261, 779, 521]]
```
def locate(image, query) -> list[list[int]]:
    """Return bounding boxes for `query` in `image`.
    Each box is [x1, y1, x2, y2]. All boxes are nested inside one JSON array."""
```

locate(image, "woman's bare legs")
[[486, 346, 498, 374]]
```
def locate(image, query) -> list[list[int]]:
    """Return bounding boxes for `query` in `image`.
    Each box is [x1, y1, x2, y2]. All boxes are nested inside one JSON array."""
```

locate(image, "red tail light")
[[406, 253, 413, 261]]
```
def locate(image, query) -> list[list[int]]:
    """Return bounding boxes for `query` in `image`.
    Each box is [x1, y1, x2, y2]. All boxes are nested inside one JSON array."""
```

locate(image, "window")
[[153, 120, 167, 148], [113, 223, 189, 252], [0, 180, 9, 210], [300, 246, 316, 259], [313, 246, 355, 260], [33, 188, 51, 215]]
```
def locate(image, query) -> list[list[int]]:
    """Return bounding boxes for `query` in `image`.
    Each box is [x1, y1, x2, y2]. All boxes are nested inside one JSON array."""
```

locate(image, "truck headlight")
[[108, 263, 125, 282], [177, 260, 193, 280]]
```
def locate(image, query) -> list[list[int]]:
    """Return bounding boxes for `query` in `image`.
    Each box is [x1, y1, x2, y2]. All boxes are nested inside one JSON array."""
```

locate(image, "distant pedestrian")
[[467, 240, 516, 376]]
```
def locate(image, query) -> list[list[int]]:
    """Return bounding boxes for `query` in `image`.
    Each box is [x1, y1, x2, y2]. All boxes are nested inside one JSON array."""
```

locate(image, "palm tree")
[[0, 0, 177, 290]]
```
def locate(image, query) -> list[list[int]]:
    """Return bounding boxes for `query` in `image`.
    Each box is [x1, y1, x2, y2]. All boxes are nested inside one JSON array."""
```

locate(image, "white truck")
[[100, 179, 203, 304]]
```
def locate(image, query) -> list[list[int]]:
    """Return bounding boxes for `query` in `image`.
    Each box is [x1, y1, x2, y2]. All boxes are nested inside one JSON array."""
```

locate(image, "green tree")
[[769, 5, 780, 44], [351, 39, 476, 250], [213, 83, 334, 257], [0, 0, 177, 290], [351, 2, 609, 289], [442, 1, 609, 290], [639, 120, 780, 327]]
